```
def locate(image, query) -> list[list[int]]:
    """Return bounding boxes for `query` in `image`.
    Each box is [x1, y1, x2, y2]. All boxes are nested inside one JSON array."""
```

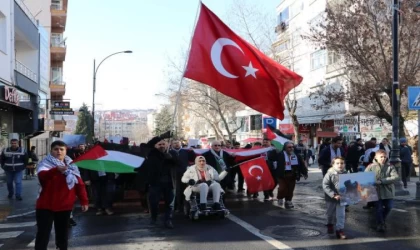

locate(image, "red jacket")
[[36, 168, 89, 211]]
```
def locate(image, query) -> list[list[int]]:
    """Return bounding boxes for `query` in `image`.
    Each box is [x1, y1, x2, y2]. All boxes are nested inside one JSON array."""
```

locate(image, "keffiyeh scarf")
[[37, 154, 81, 190], [210, 149, 226, 172]]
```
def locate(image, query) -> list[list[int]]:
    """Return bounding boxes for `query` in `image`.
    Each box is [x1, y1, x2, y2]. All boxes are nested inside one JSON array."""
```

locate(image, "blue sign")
[[263, 117, 277, 128], [408, 86, 420, 110]]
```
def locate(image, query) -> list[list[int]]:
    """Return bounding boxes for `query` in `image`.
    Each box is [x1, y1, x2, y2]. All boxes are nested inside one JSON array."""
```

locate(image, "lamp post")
[[92, 50, 132, 140]]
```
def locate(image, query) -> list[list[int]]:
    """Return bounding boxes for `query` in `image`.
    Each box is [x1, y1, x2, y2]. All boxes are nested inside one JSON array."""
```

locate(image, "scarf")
[[330, 145, 341, 161], [195, 164, 211, 181], [210, 149, 226, 172], [37, 154, 81, 190]]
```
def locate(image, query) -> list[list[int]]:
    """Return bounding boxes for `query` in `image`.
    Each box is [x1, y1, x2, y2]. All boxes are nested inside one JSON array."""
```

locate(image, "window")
[[238, 117, 249, 132], [51, 67, 62, 83], [310, 50, 327, 70], [278, 7, 289, 25], [0, 11, 6, 53], [51, 0, 63, 10], [51, 33, 64, 47], [277, 40, 289, 52], [309, 12, 324, 27], [328, 51, 341, 65], [250, 115, 262, 131]]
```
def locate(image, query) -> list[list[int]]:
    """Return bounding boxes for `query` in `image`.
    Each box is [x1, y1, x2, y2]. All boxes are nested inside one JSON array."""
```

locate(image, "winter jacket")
[[145, 148, 177, 188], [318, 146, 344, 169], [181, 164, 223, 200], [322, 167, 347, 203], [36, 168, 88, 211], [400, 145, 413, 165], [1, 147, 28, 172], [365, 162, 399, 200], [271, 150, 307, 179]]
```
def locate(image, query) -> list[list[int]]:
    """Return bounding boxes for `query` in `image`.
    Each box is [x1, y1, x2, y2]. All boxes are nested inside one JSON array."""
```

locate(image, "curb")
[[403, 199, 420, 206]]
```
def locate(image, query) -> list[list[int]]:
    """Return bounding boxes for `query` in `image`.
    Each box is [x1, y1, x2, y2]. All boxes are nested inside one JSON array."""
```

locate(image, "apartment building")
[[25, 0, 68, 133], [0, 0, 44, 151]]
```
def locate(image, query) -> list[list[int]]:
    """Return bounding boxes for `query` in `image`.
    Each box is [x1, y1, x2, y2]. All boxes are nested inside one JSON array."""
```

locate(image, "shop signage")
[[50, 110, 74, 115], [51, 101, 73, 112], [4, 86, 19, 105]]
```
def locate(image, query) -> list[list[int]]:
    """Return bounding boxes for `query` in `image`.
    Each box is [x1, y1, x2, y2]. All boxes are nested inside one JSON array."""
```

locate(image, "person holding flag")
[[272, 141, 308, 208]]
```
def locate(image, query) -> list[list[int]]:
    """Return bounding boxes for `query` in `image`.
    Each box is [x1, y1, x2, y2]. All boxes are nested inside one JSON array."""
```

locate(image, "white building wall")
[[0, 0, 13, 85]]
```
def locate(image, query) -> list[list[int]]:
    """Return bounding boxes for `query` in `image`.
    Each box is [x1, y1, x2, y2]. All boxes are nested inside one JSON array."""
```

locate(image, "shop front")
[[334, 116, 360, 142], [359, 116, 391, 142]]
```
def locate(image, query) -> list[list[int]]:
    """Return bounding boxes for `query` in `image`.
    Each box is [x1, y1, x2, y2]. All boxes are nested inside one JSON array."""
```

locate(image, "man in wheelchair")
[[182, 156, 225, 212]]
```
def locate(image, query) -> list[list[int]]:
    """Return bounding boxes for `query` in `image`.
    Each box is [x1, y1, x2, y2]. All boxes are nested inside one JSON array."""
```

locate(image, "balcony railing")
[[14, 0, 37, 26], [51, 39, 66, 48], [15, 60, 37, 82], [51, 2, 63, 10], [50, 79, 66, 86]]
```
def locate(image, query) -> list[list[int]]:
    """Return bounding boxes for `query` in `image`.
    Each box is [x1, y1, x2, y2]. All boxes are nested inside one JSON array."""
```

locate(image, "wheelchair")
[[183, 191, 230, 221]]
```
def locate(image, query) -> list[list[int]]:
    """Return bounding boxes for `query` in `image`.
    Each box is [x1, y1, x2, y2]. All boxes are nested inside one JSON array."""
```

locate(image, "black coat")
[[145, 148, 177, 188], [346, 144, 365, 164], [202, 150, 235, 173], [272, 151, 307, 179], [318, 146, 344, 168], [169, 149, 196, 175]]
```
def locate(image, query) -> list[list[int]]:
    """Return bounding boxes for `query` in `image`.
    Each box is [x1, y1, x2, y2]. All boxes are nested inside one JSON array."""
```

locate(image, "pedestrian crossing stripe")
[[0, 221, 36, 229], [0, 231, 24, 239], [413, 92, 420, 107]]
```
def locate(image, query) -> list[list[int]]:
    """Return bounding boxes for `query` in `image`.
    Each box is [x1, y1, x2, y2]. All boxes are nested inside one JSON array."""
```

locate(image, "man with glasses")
[[272, 141, 308, 208], [203, 141, 235, 190]]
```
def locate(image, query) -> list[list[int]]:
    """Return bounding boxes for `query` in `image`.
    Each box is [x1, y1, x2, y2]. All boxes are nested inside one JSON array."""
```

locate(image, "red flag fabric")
[[72, 145, 108, 163], [184, 3, 303, 120], [240, 157, 275, 193]]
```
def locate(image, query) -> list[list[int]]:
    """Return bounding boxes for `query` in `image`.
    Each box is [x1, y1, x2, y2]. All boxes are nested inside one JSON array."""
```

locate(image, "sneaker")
[[327, 224, 334, 234], [252, 193, 258, 198], [336, 229, 347, 239], [105, 209, 114, 215], [285, 201, 294, 209], [16, 196, 22, 201], [68, 218, 77, 227], [278, 199, 284, 206], [164, 221, 174, 229], [199, 203, 207, 210], [96, 209, 104, 216], [212, 202, 221, 210]]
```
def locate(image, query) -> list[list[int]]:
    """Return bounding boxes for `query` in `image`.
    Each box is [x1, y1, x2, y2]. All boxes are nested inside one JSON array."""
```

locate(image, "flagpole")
[[170, 0, 202, 142]]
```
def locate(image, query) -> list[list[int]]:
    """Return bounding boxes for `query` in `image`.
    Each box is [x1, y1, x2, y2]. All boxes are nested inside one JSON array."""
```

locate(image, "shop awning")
[[297, 116, 323, 124], [23, 131, 46, 139], [322, 114, 346, 121], [316, 131, 339, 138]]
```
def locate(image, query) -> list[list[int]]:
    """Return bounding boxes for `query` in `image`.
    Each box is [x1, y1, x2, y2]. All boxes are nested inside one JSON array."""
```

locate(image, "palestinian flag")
[[73, 145, 144, 173], [266, 125, 291, 151]]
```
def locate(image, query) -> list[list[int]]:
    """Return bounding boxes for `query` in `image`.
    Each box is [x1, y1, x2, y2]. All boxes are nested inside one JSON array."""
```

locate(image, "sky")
[[63, 0, 280, 111]]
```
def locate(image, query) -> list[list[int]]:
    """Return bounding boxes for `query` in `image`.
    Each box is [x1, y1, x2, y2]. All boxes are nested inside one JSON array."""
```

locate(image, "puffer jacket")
[[181, 164, 222, 201], [365, 162, 399, 200], [322, 167, 347, 203]]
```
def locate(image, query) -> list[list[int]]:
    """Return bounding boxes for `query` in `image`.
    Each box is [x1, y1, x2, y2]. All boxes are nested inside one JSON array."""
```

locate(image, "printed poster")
[[339, 172, 379, 206]]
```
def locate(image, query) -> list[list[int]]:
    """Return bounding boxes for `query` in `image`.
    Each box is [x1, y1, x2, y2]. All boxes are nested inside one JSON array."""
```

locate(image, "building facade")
[[0, 0, 44, 151]]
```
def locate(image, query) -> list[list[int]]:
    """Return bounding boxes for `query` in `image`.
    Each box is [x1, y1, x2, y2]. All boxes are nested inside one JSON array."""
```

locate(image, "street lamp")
[[92, 50, 132, 140]]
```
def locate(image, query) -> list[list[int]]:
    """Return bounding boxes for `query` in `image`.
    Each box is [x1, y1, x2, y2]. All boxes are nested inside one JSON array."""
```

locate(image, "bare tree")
[[227, 0, 301, 141], [306, 0, 420, 137]]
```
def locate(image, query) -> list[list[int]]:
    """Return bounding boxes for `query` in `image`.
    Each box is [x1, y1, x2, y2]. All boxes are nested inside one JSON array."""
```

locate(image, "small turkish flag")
[[184, 3, 303, 120], [240, 157, 275, 193]]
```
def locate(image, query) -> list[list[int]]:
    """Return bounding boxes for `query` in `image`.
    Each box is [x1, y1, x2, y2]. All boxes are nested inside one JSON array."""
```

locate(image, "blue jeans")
[[375, 199, 393, 224], [6, 170, 23, 197]]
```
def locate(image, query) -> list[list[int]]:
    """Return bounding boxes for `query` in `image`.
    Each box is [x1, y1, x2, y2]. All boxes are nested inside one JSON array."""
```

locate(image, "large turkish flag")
[[184, 3, 303, 120], [240, 157, 275, 193]]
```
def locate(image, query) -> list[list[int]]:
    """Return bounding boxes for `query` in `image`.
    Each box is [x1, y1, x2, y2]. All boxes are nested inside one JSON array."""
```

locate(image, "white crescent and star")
[[210, 38, 259, 79], [248, 165, 264, 181]]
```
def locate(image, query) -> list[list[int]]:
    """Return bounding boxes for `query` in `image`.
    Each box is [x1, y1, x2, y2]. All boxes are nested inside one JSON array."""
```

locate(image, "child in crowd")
[[365, 149, 399, 232], [322, 157, 347, 239]]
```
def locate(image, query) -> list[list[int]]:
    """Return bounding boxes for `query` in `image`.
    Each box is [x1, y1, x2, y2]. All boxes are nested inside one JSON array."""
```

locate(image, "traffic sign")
[[262, 117, 277, 128], [50, 111, 74, 115], [408, 86, 420, 110]]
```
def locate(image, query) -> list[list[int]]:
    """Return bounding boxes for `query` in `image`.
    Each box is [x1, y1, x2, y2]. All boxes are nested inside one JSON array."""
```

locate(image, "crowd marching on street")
[[0, 131, 416, 249]]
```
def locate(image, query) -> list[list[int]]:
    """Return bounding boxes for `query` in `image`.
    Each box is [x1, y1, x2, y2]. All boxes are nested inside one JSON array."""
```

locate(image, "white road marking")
[[0, 221, 36, 229], [0, 231, 24, 239], [392, 208, 408, 213], [0, 244, 3, 248], [227, 214, 293, 250], [27, 238, 35, 248], [6, 210, 35, 219]]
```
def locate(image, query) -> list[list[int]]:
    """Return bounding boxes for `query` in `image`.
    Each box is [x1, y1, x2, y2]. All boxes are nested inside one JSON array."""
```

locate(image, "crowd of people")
[[0, 133, 413, 249]]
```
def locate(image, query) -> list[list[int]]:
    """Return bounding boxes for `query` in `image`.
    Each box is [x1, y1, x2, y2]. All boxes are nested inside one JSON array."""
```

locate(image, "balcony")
[[15, 60, 37, 82], [50, 81, 66, 97], [54, 120, 66, 132], [51, 0, 67, 30], [51, 40, 66, 62]]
